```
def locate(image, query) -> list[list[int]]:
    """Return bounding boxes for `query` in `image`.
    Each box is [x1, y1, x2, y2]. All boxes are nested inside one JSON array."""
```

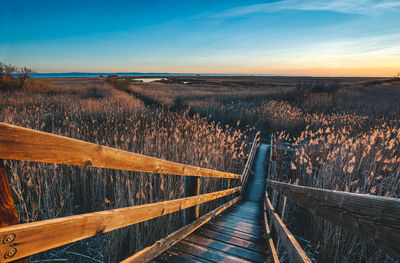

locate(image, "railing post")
[[0, 160, 29, 262], [184, 176, 200, 224]]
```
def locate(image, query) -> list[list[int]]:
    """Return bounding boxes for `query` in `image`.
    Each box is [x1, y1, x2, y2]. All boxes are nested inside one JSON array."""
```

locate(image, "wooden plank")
[[196, 228, 267, 254], [202, 224, 264, 244], [120, 197, 239, 263], [0, 166, 29, 263], [222, 212, 262, 222], [209, 221, 262, 236], [184, 176, 200, 224], [0, 122, 240, 179], [265, 195, 311, 263], [267, 179, 400, 259], [0, 186, 240, 262], [241, 133, 259, 186], [184, 234, 268, 262], [264, 193, 279, 263], [222, 214, 259, 224], [228, 206, 261, 214], [173, 241, 251, 263], [160, 250, 211, 263], [0, 168, 18, 227], [212, 218, 263, 231], [229, 205, 261, 212]]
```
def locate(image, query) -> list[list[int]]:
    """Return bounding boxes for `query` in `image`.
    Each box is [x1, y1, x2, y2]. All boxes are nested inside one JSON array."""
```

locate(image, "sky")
[[0, 0, 399, 76]]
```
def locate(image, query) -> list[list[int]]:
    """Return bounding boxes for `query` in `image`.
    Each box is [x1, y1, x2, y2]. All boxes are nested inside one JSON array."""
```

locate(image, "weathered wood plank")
[[241, 133, 259, 186], [0, 165, 29, 263], [184, 234, 268, 262], [266, 179, 400, 259], [173, 241, 251, 263], [222, 211, 262, 221], [209, 221, 262, 236], [0, 186, 240, 262], [196, 228, 267, 254], [0, 167, 18, 227], [0, 122, 240, 179], [212, 218, 263, 231], [265, 194, 312, 263], [264, 193, 279, 263], [121, 197, 239, 263], [159, 250, 211, 263], [184, 176, 200, 224], [202, 223, 264, 244], [219, 211, 259, 221]]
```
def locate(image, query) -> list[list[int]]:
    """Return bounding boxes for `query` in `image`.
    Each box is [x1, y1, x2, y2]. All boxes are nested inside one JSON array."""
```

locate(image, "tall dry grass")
[[268, 99, 399, 262], [0, 81, 249, 262]]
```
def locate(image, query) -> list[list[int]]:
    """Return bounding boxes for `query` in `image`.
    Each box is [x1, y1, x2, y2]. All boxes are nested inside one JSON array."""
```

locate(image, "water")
[[30, 72, 376, 78], [134, 78, 167, 83], [31, 72, 197, 78]]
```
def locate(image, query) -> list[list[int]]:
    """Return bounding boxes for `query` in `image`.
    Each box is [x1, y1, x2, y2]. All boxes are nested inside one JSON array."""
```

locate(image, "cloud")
[[217, 0, 400, 17]]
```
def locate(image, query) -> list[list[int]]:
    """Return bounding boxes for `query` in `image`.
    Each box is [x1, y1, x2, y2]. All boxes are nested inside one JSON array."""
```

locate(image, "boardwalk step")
[[173, 241, 252, 263], [184, 234, 268, 262]]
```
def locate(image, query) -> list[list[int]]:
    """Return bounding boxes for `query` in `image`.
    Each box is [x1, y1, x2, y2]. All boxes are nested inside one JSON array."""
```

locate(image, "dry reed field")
[[268, 79, 400, 262], [0, 78, 249, 262], [1, 75, 399, 262]]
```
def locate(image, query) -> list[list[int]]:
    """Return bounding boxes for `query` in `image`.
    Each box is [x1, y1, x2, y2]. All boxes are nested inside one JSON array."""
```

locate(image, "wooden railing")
[[0, 122, 259, 262], [264, 134, 400, 262], [241, 131, 260, 188]]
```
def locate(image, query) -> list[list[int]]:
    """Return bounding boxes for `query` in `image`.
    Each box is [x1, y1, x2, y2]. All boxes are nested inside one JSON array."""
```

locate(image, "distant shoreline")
[[31, 73, 391, 78]]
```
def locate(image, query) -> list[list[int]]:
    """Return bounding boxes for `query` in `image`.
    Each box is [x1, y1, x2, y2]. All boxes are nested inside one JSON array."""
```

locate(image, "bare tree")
[[0, 62, 35, 90], [16, 66, 35, 90], [0, 62, 17, 78]]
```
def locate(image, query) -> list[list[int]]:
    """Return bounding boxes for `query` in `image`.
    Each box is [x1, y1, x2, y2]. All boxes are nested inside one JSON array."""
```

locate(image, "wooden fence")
[[0, 122, 259, 262], [264, 134, 400, 262]]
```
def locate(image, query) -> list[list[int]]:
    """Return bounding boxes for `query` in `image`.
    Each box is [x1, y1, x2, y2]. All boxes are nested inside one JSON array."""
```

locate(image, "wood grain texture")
[[0, 166, 30, 263], [265, 195, 311, 263], [0, 186, 240, 262], [0, 168, 18, 227], [266, 179, 400, 259], [121, 197, 239, 263], [172, 241, 250, 263], [0, 122, 240, 179], [240, 133, 259, 187], [184, 234, 268, 262], [196, 228, 267, 254], [264, 192, 279, 263]]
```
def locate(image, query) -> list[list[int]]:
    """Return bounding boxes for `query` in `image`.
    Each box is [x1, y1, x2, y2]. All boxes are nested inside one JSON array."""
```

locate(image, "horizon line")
[[32, 72, 394, 78]]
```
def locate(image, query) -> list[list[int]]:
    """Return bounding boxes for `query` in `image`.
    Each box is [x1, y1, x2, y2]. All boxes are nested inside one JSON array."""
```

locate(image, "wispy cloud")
[[217, 0, 400, 17]]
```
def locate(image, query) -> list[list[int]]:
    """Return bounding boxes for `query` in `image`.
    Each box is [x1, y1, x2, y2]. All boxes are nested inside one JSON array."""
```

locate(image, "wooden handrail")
[[241, 132, 260, 187], [266, 180, 400, 259], [0, 187, 240, 262], [121, 197, 240, 262], [265, 193, 311, 263], [0, 122, 240, 179], [263, 192, 279, 263]]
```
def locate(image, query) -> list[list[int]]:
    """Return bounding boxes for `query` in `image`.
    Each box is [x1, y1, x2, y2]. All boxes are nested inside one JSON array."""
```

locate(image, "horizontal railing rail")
[[0, 186, 240, 262], [0, 122, 240, 179], [241, 131, 260, 187], [264, 137, 311, 263], [121, 197, 240, 262], [264, 191, 311, 263], [266, 179, 400, 259]]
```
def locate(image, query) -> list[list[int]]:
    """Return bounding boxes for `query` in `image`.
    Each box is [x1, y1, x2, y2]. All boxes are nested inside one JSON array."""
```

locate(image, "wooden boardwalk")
[[157, 144, 270, 263], [2, 123, 397, 262]]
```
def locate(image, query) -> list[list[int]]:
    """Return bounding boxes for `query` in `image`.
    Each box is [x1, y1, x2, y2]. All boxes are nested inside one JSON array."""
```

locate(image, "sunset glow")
[[1, 0, 399, 76]]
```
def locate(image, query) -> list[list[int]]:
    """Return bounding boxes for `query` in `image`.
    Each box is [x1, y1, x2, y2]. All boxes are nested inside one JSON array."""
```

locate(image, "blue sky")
[[1, 0, 399, 75]]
